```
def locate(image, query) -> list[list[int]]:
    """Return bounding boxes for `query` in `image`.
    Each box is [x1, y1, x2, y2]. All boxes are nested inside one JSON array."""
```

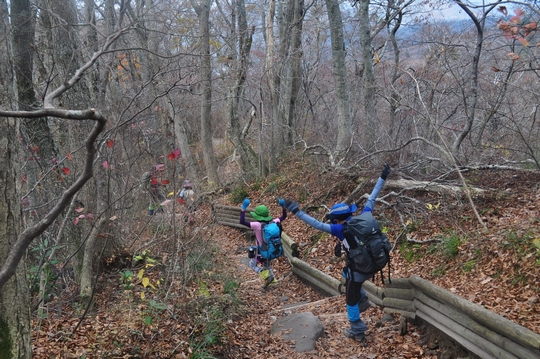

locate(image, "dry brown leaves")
[[32, 166, 540, 358]]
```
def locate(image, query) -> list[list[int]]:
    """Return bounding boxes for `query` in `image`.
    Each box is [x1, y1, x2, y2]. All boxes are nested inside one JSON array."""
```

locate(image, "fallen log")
[[385, 179, 485, 196]]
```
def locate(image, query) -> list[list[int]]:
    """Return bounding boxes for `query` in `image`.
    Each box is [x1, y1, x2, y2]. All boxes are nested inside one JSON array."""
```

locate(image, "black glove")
[[284, 199, 300, 214], [334, 242, 342, 257], [381, 164, 391, 180]]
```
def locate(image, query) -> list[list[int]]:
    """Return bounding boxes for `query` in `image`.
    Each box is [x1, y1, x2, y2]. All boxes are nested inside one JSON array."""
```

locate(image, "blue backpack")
[[259, 221, 283, 260]]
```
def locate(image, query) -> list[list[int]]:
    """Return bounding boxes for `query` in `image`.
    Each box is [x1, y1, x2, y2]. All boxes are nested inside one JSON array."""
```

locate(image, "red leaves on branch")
[[106, 139, 114, 148], [62, 167, 71, 175], [167, 148, 181, 160], [161, 179, 170, 185]]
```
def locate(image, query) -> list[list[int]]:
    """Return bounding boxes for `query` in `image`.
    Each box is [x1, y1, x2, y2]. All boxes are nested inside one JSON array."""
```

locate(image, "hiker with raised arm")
[[240, 199, 287, 289], [283, 165, 391, 345]]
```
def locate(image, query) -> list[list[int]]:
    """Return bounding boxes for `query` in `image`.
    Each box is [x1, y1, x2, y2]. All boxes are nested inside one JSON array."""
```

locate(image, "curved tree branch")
[[0, 108, 107, 291]]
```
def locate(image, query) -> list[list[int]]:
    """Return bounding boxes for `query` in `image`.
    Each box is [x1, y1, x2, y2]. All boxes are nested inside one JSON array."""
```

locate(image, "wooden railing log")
[[416, 309, 500, 359], [281, 231, 299, 252], [383, 277, 412, 289], [366, 291, 383, 307], [384, 287, 415, 301], [382, 297, 415, 313], [291, 264, 341, 297], [289, 257, 341, 296], [214, 210, 255, 219], [383, 307, 416, 319], [410, 275, 540, 353], [415, 300, 518, 359], [363, 280, 385, 300], [415, 293, 539, 359], [215, 221, 251, 230]]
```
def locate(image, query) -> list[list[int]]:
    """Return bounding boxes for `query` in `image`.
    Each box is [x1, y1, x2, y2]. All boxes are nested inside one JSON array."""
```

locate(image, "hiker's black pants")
[[343, 266, 372, 306]]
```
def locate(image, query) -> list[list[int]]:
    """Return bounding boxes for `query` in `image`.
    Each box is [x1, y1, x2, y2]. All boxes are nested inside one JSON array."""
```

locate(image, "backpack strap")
[[386, 255, 392, 284]]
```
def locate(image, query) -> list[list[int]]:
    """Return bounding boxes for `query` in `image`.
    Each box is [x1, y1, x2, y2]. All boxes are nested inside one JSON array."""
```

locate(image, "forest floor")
[[32, 162, 540, 358]]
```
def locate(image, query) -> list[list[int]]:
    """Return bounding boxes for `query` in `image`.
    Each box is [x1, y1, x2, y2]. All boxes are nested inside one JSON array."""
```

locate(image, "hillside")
[[32, 162, 540, 358]]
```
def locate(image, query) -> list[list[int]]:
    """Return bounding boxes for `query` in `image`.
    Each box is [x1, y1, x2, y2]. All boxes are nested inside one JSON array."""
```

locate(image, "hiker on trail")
[[141, 170, 166, 215], [283, 164, 391, 345], [178, 179, 196, 222], [178, 180, 195, 204], [240, 199, 287, 289]]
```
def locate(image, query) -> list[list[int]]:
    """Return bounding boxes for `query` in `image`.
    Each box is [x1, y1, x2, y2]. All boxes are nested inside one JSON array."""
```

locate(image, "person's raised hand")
[[284, 199, 300, 214], [241, 198, 251, 211], [381, 164, 391, 180], [278, 198, 285, 208]]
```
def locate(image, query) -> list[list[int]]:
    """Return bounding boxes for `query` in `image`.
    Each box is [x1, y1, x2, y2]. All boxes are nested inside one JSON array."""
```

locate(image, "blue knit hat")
[[326, 202, 357, 221]]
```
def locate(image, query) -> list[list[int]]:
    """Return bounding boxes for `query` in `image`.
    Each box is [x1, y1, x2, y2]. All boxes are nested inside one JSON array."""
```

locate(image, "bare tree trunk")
[[265, 0, 304, 171], [0, 2, 32, 355], [127, 0, 175, 166], [451, 1, 498, 160], [226, 0, 259, 180], [359, 0, 376, 151], [40, 0, 92, 285], [169, 95, 199, 183], [77, 0, 127, 302], [386, 0, 402, 144], [325, 0, 352, 155], [11, 0, 66, 316], [12, 0, 59, 213], [282, 0, 303, 147], [80, 174, 110, 299], [191, 0, 220, 188], [262, 0, 276, 177]]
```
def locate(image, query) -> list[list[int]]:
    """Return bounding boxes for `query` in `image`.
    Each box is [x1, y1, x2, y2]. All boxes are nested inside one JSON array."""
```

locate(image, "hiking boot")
[[359, 297, 371, 312], [259, 269, 271, 280], [343, 328, 367, 345], [263, 274, 276, 289]]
